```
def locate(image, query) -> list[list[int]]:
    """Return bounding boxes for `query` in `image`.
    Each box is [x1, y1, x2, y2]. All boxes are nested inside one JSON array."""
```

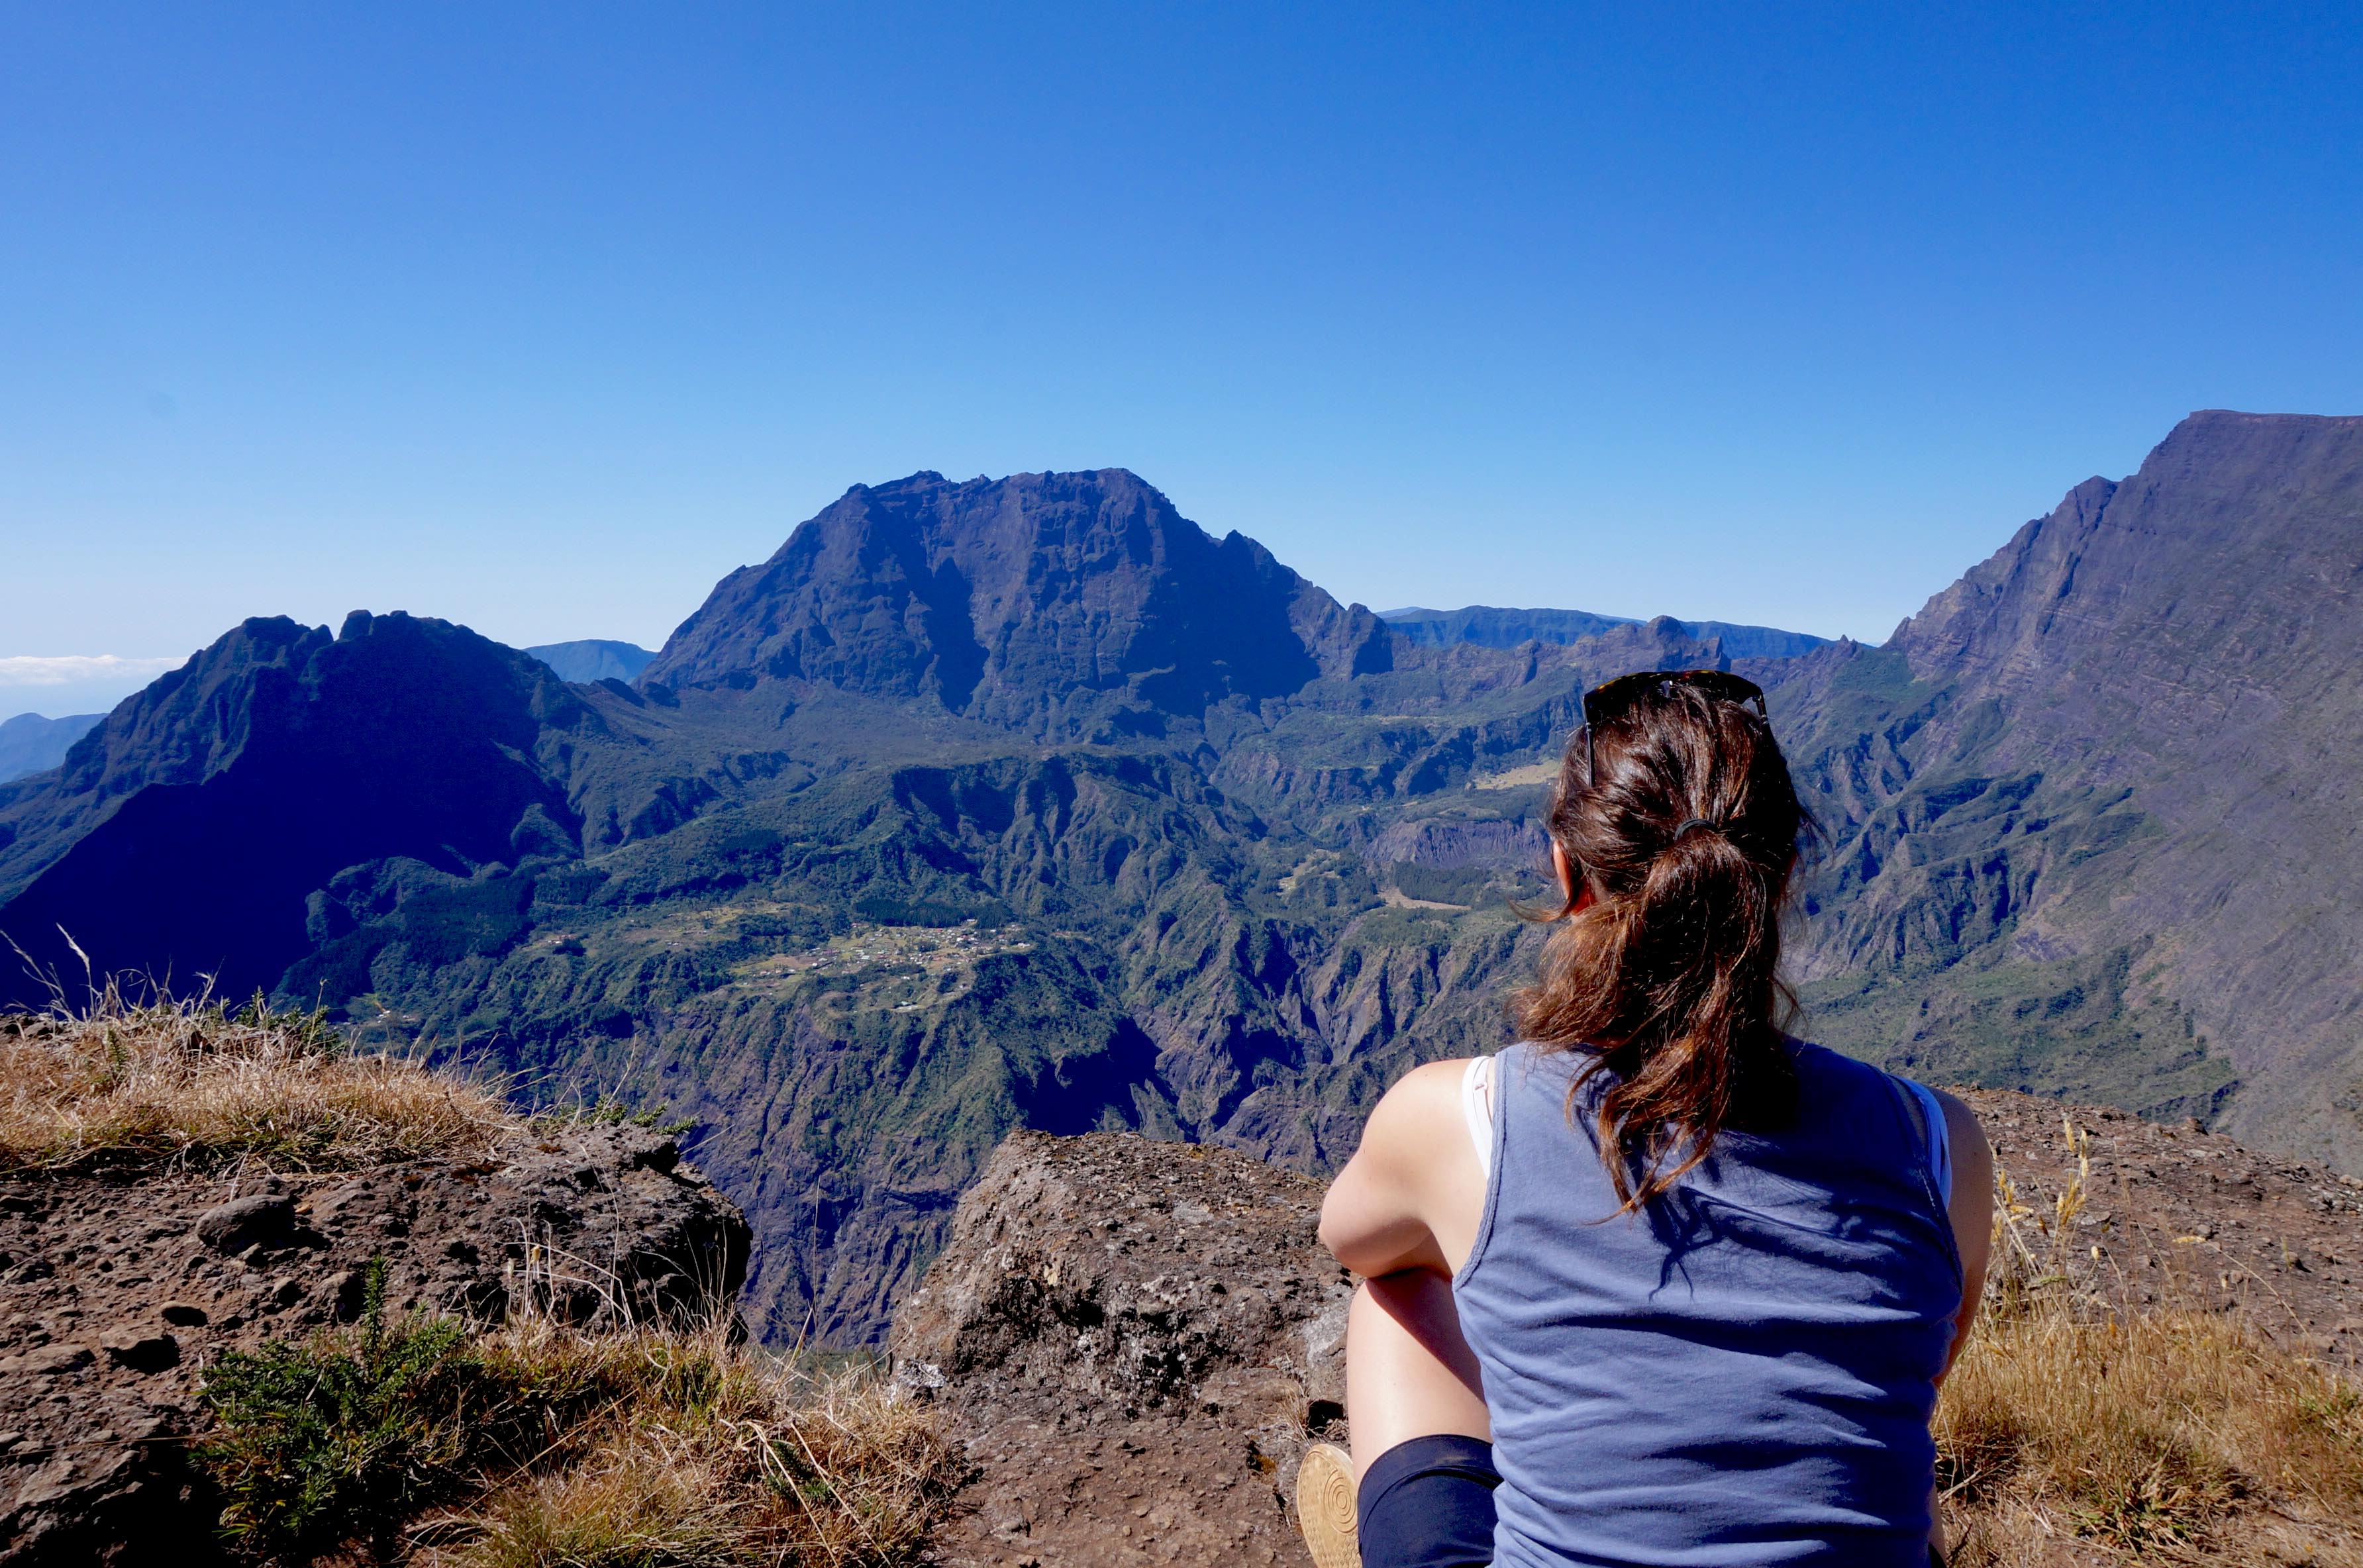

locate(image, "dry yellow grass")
[[1934, 1116, 2363, 1565], [198, 1279, 960, 1567], [440, 1320, 958, 1568], [0, 986, 514, 1173]]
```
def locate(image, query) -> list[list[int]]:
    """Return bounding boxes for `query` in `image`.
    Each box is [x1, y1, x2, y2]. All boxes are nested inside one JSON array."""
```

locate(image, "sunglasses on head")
[[1578, 669, 1769, 785]]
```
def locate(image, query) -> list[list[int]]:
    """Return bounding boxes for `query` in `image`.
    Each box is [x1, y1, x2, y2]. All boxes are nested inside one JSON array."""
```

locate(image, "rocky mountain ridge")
[[1771, 411, 2363, 1164], [643, 468, 1396, 741], [523, 638, 656, 684], [4, 412, 2362, 1342], [1383, 604, 1829, 660], [0, 716, 101, 788]]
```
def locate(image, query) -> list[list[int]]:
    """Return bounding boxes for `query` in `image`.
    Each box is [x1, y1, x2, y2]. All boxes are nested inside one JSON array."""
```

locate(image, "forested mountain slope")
[[4, 418, 2359, 1338]]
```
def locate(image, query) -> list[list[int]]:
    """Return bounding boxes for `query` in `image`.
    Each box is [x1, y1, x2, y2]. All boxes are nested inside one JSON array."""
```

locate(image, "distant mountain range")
[[1382, 605, 1828, 661], [525, 639, 656, 684], [4, 412, 2358, 1343], [0, 712, 102, 785]]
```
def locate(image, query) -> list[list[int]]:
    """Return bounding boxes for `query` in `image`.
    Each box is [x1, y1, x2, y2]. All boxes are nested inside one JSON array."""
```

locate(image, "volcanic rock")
[[0, 1122, 748, 1566]]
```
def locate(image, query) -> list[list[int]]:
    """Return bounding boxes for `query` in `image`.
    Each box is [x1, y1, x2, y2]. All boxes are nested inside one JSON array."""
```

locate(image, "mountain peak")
[[1891, 409, 2363, 674], [0, 612, 584, 1004], [643, 469, 1390, 736]]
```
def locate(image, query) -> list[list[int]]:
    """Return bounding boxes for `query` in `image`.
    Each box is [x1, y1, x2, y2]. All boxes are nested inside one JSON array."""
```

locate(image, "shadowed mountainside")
[[0, 613, 619, 1002], [5, 422, 2362, 1340]]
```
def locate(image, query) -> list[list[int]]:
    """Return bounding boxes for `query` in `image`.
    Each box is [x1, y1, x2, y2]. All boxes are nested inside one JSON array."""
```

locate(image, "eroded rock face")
[[889, 1129, 1354, 1567], [0, 1123, 749, 1566]]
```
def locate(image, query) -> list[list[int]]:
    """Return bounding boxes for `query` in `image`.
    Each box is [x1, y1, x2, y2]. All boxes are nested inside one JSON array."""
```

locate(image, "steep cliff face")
[[1772, 412, 2363, 1161], [642, 469, 1394, 738]]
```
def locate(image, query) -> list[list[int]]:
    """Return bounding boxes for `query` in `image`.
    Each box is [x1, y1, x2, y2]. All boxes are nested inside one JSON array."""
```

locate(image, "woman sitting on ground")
[[1302, 671, 1991, 1568]]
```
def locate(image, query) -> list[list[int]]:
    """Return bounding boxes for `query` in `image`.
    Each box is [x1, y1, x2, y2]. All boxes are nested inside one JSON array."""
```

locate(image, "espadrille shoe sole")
[[1295, 1442, 1359, 1568]]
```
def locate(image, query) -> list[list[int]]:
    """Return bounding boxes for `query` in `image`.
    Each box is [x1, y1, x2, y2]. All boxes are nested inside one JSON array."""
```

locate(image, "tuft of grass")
[[0, 984, 513, 1172], [445, 1346, 956, 1568], [196, 1265, 961, 1567], [1938, 1308, 2250, 1551]]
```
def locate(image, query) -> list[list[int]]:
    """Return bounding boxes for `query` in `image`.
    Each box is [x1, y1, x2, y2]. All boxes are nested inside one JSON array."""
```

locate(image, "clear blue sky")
[[5, 3, 2360, 714]]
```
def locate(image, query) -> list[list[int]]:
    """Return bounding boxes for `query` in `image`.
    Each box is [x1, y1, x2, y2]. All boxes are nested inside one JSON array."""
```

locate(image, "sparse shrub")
[[199, 1261, 505, 1559], [536, 1093, 695, 1138]]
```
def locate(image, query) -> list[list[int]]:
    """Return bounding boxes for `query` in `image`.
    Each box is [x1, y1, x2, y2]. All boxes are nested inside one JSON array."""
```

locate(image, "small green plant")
[[197, 1260, 493, 1558], [536, 1092, 696, 1138], [193, 1267, 956, 1567], [231, 991, 346, 1057]]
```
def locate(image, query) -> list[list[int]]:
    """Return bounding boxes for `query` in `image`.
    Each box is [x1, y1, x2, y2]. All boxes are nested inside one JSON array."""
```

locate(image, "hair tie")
[[1673, 816, 1720, 839]]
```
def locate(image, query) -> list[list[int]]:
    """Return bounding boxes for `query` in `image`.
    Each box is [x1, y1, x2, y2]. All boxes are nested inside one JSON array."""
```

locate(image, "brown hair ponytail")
[[1511, 681, 1813, 1211]]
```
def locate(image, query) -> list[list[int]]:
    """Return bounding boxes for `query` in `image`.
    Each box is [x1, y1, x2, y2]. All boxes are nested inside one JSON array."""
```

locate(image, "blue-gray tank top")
[[1452, 1042, 1963, 1567]]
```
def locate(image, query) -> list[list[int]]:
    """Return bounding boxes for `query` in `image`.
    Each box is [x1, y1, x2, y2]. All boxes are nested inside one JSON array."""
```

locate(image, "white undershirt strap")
[[1462, 1054, 1497, 1178]]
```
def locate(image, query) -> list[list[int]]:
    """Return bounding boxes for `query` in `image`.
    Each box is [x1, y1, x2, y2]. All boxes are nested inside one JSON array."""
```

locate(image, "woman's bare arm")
[[1318, 1059, 1487, 1278], [1933, 1089, 1993, 1381]]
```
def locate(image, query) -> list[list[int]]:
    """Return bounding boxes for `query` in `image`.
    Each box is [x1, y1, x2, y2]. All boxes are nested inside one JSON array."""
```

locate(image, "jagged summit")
[[641, 468, 1393, 737]]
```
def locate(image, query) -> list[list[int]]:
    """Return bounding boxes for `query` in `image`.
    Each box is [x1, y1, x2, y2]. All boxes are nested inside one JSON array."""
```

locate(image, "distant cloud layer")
[[0, 655, 182, 689]]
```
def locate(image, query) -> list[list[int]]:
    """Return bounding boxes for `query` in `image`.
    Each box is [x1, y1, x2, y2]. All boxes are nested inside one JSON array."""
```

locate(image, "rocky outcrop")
[[0, 1123, 748, 1565], [889, 1130, 1353, 1567]]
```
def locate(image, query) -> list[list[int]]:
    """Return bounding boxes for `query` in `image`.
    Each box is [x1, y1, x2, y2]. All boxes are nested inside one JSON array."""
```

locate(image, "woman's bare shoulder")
[[1358, 1058, 1478, 1153]]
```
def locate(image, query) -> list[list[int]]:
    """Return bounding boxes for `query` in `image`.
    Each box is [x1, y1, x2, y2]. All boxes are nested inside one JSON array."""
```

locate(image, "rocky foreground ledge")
[[890, 1131, 1352, 1567], [891, 1091, 2363, 1568], [0, 1122, 748, 1564]]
